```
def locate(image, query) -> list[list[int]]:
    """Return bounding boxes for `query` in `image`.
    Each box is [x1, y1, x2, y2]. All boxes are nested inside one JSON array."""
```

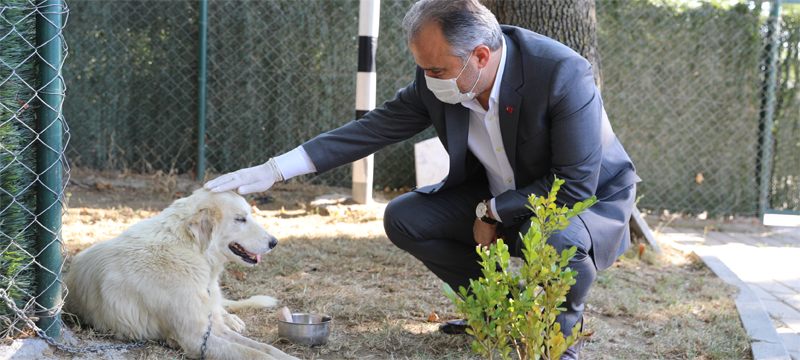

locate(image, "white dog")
[[65, 189, 297, 360]]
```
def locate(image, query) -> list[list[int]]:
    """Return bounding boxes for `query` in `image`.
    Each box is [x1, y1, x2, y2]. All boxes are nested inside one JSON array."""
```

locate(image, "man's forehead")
[[411, 53, 451, 72], [410, 26, 457, 69]]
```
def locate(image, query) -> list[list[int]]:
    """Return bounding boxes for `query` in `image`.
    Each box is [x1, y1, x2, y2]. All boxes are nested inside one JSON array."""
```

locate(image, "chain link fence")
[[1, 0, 797, 350], [598, 1, 766, 215], [1, 0, 69, 339], [64, 0, 197, 173], [60, 0, 798, 215], [204, 0, 428, 187]]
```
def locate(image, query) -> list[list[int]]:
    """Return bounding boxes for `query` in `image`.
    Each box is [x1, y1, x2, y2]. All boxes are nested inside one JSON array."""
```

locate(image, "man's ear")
[[475, 44, 491, 68], [188, 207, 218, 246]]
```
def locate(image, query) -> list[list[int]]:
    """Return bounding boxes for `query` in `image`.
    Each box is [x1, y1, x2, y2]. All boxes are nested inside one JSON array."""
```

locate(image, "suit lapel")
[[444, 104, 469, 186], [499, 33, 524, 175]]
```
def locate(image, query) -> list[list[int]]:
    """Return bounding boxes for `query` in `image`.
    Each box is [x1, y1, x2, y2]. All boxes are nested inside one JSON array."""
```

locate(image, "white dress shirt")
[[274, 38, 512, 222], [460, 37, 512, 222]]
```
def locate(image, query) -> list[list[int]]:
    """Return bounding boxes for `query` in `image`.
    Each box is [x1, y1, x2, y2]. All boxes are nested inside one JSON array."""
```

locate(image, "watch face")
[[475, 201, 486, 218]]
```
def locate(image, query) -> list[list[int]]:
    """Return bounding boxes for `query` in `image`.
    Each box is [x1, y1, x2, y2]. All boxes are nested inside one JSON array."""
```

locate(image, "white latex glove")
[[204, 159, 283, 194]]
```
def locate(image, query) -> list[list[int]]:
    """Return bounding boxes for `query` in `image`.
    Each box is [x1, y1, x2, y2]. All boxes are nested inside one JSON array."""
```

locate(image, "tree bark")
[[483, 0, 602, 88]]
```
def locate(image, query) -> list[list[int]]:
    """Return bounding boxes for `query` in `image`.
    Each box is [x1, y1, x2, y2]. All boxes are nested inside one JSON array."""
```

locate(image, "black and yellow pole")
[[352, 0, 380, 204]]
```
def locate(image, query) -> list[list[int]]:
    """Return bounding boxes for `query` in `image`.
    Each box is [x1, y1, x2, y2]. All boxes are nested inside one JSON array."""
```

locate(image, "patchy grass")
[[48, 171, 751, 359], [587, 248, 751, 359]]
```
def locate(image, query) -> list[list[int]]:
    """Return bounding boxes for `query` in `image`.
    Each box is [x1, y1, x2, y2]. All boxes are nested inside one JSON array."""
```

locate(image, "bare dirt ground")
[[7, 169, 752, 359]]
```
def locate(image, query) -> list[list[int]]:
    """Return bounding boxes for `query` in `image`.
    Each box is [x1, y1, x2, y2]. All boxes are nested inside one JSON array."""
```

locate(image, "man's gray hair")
[[402, 0, 503, 58]]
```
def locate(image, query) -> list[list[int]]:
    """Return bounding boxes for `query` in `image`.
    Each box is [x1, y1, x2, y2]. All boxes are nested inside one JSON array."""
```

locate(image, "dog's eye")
[[234, 217, 246, 223]]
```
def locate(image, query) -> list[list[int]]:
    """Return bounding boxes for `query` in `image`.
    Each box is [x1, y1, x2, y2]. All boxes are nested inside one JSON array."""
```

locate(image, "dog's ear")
[[187, 207, 218, 246]]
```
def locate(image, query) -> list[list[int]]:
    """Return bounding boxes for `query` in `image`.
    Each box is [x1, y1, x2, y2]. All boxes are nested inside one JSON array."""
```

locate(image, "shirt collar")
[[490, 36, 507, 107]]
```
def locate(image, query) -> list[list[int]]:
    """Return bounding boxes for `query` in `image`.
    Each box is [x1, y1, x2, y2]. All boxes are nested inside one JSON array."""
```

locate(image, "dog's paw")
[[224, 313, 246, 333]]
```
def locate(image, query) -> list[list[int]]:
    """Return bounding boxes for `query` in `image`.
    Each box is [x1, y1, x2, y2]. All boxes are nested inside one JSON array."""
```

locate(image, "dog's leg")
[[173, 313, 276, 360], [167, 297, 275, 360], [218, 327, 299, 360], [182, 331, 279, 360], [220, 295, 278, 333], [210, 284, 245, 332], [210, 306, 295, 359], [220, 310, 246, 333], [222, 295, 278, 311]]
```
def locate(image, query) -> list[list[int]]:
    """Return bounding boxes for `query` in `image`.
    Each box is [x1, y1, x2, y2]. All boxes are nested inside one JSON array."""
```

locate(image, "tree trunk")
[[483, 0, 602, 88]]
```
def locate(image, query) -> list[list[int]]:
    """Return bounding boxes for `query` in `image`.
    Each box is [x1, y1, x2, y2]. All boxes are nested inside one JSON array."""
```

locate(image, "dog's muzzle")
[[228, 242, 260, 264]]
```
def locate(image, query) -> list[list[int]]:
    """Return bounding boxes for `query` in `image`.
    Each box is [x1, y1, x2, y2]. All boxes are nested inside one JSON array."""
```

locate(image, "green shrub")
[[444, 178, 597, 360]]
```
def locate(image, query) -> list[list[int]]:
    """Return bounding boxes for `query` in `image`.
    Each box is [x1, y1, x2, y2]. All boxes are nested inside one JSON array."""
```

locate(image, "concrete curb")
[[0, 338, 52, 359], [692, 247, 791, 360]]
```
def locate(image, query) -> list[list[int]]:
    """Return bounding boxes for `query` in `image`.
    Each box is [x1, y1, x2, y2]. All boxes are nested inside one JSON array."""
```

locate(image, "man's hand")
[[473, 218, 497, 247], [204, 159, 283, 194]]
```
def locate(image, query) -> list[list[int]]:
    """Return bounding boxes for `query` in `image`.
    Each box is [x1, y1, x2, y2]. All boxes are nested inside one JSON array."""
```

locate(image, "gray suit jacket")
[[303, 26, 640, 270]]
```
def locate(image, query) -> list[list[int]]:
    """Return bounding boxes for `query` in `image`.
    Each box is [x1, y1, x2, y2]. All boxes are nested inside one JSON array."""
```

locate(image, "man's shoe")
[[560, 343, 581, 360], [438, 319, 469, 335], [561, 316, 586, 360]]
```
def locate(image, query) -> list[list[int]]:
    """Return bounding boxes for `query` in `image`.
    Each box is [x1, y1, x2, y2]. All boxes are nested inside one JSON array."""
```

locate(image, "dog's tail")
[[222, 295, 278, 311]]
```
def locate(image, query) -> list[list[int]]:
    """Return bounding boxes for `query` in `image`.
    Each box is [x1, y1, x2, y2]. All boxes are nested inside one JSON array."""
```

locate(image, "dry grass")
[[50, 171, 751, 359], [586, 248, 751, 359]]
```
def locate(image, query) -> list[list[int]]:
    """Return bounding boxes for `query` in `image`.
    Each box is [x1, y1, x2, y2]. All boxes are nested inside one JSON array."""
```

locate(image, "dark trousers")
[[383, 181, 626, 336]]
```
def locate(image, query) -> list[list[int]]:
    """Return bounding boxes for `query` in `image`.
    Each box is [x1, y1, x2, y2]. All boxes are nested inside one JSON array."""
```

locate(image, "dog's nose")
[[268, 237, 278, 249]]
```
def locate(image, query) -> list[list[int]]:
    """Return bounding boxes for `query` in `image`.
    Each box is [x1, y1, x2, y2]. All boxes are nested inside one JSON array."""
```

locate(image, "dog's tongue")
[[256, 253, 261, 263]]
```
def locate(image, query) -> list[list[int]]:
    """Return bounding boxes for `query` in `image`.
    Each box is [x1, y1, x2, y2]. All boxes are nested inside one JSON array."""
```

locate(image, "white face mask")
[[424, 53, 482, 104]]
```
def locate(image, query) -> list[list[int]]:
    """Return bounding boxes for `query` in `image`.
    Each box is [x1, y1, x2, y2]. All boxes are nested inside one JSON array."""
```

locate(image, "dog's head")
[[185, 188, 277, 266]]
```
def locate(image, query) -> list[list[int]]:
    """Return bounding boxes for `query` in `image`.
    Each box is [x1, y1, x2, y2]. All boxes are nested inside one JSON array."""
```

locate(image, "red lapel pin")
[[505, 105, 514, 114]]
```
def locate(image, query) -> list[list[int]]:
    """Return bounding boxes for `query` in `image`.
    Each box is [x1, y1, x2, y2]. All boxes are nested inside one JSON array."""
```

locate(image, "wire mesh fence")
[[204, 0, 429, 187], [598, 1, 766, 215], [206, 0, 361, 186], [58, 0, 798, 217], [0, 0, 797, 350], [1, 0, 69, 339], [64, 0, 197, 173]]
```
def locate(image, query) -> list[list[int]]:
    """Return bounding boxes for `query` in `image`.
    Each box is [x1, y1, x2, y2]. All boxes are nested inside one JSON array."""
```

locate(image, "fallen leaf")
[[427, 311, 440, 322], [228, 268, 246, 281]]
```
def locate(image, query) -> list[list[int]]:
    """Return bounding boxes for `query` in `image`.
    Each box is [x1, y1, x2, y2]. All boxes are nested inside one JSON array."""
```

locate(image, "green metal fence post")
[[758, 0, 782, 219], [34, 0, 65, 339], [197, 0, 209, 181]]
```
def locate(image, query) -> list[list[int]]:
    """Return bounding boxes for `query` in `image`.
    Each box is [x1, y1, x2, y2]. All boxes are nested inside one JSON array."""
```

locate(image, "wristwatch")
[[475, 200, 498, 225]]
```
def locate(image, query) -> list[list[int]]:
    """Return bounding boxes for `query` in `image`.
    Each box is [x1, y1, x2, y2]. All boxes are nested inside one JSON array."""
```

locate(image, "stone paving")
[[659, 223, 800, 360]]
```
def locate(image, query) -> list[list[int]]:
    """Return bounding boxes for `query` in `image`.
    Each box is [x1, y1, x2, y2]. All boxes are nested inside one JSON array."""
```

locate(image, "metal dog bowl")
[[278, 313, 332, 346]]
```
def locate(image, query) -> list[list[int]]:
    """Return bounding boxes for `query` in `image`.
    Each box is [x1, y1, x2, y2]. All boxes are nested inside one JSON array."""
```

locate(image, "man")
[[206, 0, 639, 358]]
